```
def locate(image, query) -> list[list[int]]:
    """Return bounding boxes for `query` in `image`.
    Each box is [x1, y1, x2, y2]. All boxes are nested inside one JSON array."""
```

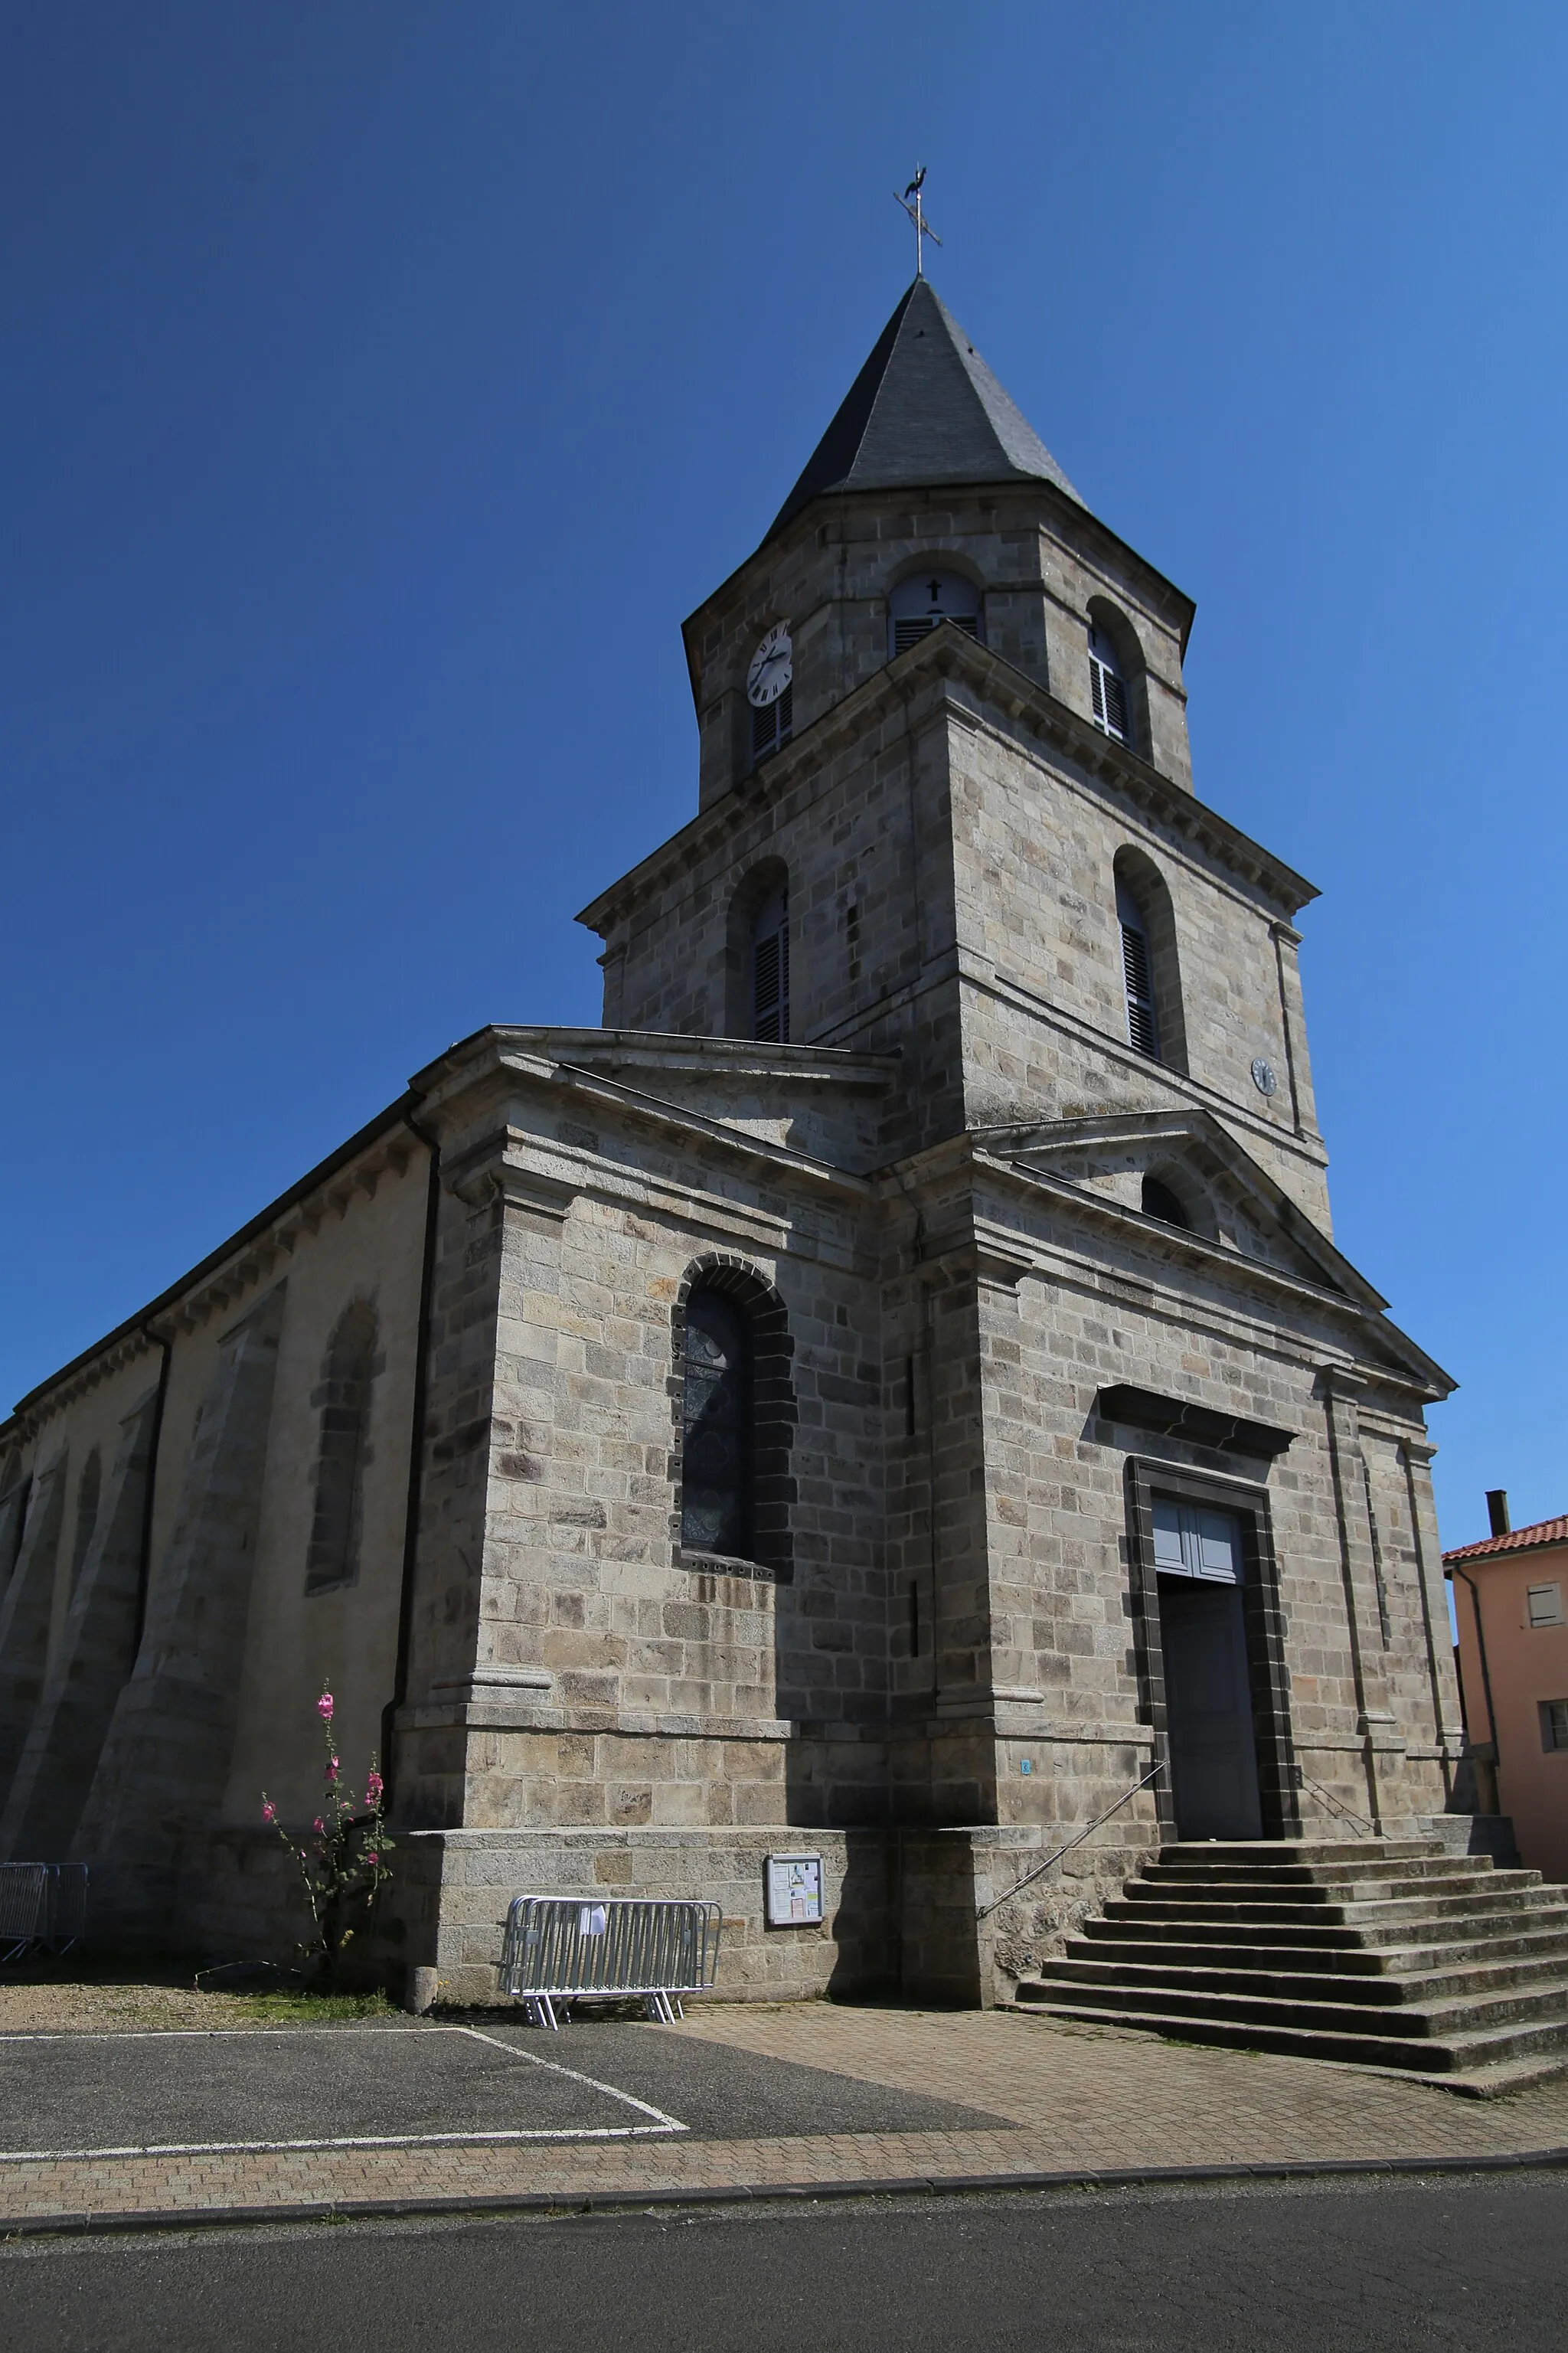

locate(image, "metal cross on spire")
[[894, 166, 942, 276]]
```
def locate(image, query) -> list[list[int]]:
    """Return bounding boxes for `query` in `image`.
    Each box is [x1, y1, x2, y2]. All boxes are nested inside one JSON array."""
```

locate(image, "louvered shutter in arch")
[[1089, 623, 1129, 745], [893, 613, 981, 656], [1116, 873, 1160, 1060], [751, 888, 789, 1042], [1122, 925, 1158, 1056], [750, 682, 793, 763], [889, 571, 982, 661]]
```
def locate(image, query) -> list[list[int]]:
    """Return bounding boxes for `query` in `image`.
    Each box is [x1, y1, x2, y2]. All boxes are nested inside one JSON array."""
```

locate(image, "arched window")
[[1117, 871, 1160, 1059], [750, 885, 789, 1043], [889, 570, 983, 659], [675, 1261, 796, 1577], [305, 1301, 379, 1593], [1112, 846, 1187, 1074], [1142, 1175, 1192, 1230], [1089, 619, 1129, 743], [70, 1447, 101, 1587], [681, 1287, 752, 1559]]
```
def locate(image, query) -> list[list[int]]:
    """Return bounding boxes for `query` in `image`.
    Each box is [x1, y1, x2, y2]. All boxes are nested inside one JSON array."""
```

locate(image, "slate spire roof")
[[767, 278, 1082, 541]]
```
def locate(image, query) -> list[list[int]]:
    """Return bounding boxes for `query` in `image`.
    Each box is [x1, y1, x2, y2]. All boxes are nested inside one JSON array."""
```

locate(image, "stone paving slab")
[[2, 2001, 1567, 2233]]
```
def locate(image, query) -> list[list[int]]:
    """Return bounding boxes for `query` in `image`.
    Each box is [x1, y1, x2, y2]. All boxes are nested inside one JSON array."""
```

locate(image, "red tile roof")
[[1444, 1515, 1568, 1565]]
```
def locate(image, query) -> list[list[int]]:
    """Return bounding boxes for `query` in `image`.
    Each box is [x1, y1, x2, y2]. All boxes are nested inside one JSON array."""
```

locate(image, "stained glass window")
[[681, 1287, 752, 1558]]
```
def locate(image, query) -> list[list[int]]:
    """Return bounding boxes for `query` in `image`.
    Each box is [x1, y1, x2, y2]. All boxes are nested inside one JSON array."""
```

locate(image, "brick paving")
[[2, 2002, 1566, 2230]]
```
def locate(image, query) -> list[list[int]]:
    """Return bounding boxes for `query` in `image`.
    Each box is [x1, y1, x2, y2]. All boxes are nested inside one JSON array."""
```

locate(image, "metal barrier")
[[498, 1895, 722, 2029], [0, 1864, 89, 1965]]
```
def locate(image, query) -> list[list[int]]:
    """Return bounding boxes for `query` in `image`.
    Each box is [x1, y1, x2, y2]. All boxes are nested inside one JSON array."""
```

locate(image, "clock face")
[[746, 623, 792, 708], [1251, 1057, 1279, 1097]]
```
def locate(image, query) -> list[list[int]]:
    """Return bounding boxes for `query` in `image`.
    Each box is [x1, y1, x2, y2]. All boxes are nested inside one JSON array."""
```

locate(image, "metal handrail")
[[976, 1760, 1163, 1921], [1296, 1769, 1374, 1837]]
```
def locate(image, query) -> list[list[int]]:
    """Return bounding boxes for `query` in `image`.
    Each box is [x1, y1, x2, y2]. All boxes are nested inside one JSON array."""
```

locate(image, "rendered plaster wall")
[[0, 1127, 426, 1954], [0, 1380, 162, 1861], [1452, 1542, 1568, 1884], [222, 1150, 427, 1830]]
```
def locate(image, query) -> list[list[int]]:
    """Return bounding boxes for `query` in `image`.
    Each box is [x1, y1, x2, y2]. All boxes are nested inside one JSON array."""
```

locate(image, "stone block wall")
[[389, 1824, 896, 2007], [681, 482, 1194, 813], [942, 707, 1328, 1220]]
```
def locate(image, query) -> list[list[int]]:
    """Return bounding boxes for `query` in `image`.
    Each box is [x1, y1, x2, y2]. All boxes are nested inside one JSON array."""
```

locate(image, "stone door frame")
[[1123, 1454, 1302, 1842]]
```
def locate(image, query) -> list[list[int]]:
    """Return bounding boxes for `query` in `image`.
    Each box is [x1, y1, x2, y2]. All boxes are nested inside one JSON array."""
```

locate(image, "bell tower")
[[581, 276, 1329, 1225]]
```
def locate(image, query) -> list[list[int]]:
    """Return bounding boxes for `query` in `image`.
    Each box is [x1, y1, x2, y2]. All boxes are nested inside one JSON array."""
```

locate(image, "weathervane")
[[894, 167, 942, 277]]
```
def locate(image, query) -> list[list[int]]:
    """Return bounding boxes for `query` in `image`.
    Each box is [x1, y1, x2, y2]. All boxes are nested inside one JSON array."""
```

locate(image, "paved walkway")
[[2, 2000, 1566, 2231]]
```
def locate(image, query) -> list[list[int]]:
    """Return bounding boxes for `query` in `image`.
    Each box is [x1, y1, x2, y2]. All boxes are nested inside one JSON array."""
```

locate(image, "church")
[[0, 276, 1472, 2011]]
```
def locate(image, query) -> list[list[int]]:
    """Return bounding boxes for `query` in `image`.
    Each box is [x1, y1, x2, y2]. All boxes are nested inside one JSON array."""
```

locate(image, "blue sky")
[[2, 4, 1563, 1553]]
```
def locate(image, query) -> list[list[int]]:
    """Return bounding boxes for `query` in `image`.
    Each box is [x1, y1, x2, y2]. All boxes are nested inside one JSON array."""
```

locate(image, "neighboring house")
[[1446, 1496, 1568, 1884]]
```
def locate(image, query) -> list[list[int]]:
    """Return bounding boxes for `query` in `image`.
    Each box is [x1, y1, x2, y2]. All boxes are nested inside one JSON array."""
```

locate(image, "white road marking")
[[0, 2020, 691, 2155], [453, 2023, 684, 2129]]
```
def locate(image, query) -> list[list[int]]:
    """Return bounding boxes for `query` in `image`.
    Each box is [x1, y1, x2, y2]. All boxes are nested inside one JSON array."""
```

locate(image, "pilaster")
[[1318, 1366, 1401, 1825]]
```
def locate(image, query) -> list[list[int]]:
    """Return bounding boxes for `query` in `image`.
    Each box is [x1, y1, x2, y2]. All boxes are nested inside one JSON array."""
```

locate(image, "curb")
[[4, 2145, 1568, 2241]]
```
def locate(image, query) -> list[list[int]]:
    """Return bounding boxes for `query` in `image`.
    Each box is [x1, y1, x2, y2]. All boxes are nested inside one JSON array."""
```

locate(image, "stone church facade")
[[0, 281, 1464, 2005]]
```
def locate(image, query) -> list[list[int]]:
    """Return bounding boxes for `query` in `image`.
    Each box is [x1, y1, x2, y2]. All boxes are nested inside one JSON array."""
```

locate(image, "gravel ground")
[[0, 1965, 395, 2034]]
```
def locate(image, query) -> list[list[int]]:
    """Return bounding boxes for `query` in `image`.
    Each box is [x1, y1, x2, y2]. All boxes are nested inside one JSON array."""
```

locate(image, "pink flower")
[[317, 1691, 335, 1722], [262, 1799, 276, 1824], [313, 1816, 325, 1835], [365, 1768, 384, 1806], [364, 1851, 378, 1867], [325, 1758, 339, 1783]]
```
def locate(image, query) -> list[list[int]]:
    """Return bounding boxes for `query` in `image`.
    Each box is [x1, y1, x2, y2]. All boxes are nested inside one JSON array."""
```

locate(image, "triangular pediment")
[[976, 1110, 1452, 1394]]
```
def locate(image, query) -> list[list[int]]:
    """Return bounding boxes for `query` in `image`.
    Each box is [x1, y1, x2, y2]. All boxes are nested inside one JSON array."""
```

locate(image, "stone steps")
[[1144, 1851, 1498, 1887], [1011, 1996, 1568, 2083], [1044, 1948, 1568, 2011], [1081, 1904, 1568, 1957], [1014, 1835, 1568, 2088], [1070, 1923, 1568, 1976], [1108, 1881, 1560, 1930]]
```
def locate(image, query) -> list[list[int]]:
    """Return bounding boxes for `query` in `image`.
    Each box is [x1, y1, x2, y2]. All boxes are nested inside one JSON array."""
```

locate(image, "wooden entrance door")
[[1154, 1502, 1264, 1842]]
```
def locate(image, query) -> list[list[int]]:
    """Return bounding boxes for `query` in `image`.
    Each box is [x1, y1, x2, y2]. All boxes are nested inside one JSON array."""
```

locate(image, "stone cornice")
[[577, 623, 1316, 936], [878, 1130, 1453, 1404], [957, 957, 1329, 1173], [414, 1031, 889, 1204], [681, 475, 1197, 680]]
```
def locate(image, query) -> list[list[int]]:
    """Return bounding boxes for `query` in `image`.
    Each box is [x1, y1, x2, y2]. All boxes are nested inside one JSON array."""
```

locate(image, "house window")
[[1117, 874, 1160, 1059], [1089, 621, 1129, 743], [1142, 1175, 1191, 1230], [1540, 1698, 1568, 1751], [1528, 1582, 1564, 1627], [751, 887, 789, 1042], [889, 571, 982, 659], [305, 1301, 379, 1593], [681, 1288, 752, 1560]]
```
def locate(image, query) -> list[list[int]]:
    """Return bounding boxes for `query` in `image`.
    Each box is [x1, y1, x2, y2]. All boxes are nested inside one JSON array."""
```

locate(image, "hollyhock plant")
[[261, 1680, 394, 1984]]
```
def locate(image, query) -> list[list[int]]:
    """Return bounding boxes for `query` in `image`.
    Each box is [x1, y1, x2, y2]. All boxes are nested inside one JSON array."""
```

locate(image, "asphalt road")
[[0, 2018, 1004, 2152], [2, 2174, 1564, 2352]]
